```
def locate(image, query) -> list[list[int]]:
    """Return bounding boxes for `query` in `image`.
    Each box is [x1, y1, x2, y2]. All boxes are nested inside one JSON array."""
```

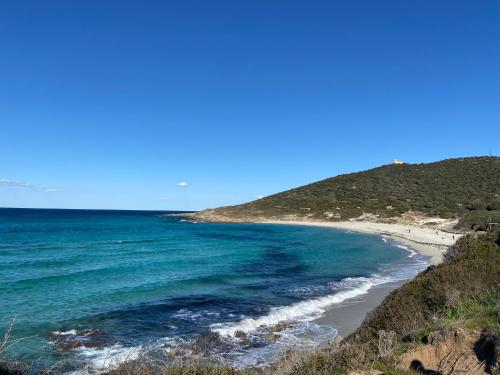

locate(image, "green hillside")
[[196, 156, 500, 229]]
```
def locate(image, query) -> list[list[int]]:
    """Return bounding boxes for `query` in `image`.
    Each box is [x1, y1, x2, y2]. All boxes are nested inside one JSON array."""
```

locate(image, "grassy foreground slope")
[[195, 157, 500, 229]]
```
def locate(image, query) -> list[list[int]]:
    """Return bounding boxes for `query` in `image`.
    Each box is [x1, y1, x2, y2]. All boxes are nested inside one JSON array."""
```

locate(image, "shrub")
[[197, 156, 500, 222]]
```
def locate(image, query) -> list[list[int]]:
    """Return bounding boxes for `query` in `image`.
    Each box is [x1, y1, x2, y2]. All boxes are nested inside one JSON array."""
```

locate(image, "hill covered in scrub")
[[195, 156, 500, 229]]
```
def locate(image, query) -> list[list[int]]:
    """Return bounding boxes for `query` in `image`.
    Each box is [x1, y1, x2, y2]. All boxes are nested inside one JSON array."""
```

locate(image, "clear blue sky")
[[1, 1, 499, 210]]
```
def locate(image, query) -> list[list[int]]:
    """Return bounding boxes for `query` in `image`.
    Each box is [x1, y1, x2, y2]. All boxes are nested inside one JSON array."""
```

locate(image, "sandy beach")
[[314, 280, 405, 337], [264, 219, 461, 265]]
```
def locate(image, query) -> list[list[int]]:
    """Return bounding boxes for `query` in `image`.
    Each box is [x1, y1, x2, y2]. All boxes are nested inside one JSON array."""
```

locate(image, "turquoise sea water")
[[0, 208, 428, 372]]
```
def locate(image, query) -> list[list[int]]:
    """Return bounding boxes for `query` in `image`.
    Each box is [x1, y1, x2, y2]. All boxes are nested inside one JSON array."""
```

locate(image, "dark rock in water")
[[235, 330, 246, 339], [265, 332, 278, 342], [191, 331, 223, 355], [265, 322, 294, 342], [270, 322, 293, 333], [241, 338, 253, 347], [48, 329, 108, 351]]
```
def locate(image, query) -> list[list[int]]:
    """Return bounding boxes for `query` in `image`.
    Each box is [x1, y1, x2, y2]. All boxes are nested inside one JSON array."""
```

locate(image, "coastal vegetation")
[[195, 156, 500, 230]]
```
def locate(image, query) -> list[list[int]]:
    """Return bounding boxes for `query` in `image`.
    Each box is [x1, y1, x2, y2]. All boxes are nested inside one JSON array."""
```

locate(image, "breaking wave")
[[395, 244, 418, 257], [69, 344, 143, 374], [211, 276, 388, 337]]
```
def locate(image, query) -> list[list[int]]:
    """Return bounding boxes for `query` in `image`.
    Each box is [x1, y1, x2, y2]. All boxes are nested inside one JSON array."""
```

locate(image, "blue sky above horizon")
[[1, 1, 499, 210]]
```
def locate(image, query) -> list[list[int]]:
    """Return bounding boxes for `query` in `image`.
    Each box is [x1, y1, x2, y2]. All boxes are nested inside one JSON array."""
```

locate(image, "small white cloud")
[[0, 178, 60, 193], [176, 181, 188, 187], [256, 195, 264, 199]]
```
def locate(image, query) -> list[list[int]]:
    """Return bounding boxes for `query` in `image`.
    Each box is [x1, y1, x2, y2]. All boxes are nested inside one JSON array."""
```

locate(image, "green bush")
[[347, 234, 499, 347], [201, 157, 500, 224]]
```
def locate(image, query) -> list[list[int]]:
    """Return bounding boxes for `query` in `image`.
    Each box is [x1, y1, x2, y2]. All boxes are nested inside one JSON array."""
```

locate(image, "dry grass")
[[0, 319, 33, 375], [105, 360, 247, 375]]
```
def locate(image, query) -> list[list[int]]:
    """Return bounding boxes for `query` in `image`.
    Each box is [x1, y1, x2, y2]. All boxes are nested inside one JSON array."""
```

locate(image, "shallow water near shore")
[[0, 208, 429, 372]]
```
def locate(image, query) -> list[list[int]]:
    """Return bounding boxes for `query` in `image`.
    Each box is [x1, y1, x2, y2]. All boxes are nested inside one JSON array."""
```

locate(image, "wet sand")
[[313, 280, 405, 338]]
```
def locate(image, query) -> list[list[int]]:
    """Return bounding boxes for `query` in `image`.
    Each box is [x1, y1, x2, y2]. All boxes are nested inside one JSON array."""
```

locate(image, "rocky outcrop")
[[398, 328, 499, 374]]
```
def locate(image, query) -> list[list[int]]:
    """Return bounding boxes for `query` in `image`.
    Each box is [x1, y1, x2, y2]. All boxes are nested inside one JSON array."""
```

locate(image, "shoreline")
[[185, 217, 461, 344], [206, 219, 451, 367], [47, 219, 461, 371], [260, 219, 460, 340], [313, 279, 406, 338], [252, 218, 461, 351], [262, 220, 461, 265]]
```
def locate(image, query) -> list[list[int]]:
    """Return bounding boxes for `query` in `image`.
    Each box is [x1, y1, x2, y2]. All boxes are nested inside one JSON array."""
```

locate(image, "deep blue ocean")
[[0, 208, 428, 372]]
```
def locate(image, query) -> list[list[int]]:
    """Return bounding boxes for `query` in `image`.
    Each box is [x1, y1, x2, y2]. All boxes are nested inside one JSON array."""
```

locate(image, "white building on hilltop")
[[393, 159, 405, 165]]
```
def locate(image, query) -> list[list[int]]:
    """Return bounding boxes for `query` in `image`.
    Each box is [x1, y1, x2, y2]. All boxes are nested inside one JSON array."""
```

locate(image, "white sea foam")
[[395, 244, 417, 257], [211, 276, 388, 337], [52, 329, 78, 336], [287, 285, 327, 296], [230, 322, 337, 368], [173, 308, 221, 321], [380, 235, 419, 259], [174, 307, 202, 320], [70, 344, 142, 374]]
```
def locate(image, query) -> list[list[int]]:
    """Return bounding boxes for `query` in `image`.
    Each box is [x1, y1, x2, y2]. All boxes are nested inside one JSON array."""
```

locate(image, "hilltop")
[[194, 156, 500, 230]]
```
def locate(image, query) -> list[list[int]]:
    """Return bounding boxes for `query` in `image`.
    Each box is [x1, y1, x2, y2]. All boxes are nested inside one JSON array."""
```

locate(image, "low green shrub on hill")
[[203, 157, 500, 228], [349, 234, 499, 345]]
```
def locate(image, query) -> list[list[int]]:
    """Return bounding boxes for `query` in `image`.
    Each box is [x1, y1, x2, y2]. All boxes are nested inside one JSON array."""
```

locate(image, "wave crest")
[[211, 276, 387, 337]]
